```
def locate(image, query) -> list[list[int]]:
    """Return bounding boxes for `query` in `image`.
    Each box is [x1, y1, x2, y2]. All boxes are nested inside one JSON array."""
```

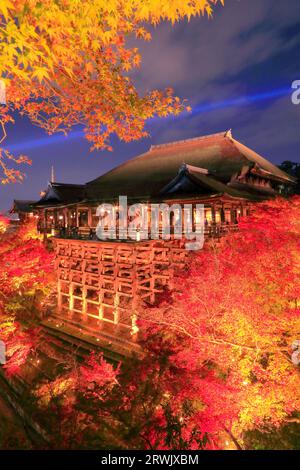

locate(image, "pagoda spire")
[[51, 165, 55, 183]]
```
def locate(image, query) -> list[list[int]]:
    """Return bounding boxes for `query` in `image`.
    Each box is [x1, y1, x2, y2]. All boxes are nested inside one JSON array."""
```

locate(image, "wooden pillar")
[[43, 209, 47, 242], [224, 206, 230, 224], [147, 204, 151, 239], [98, 244, 104, 322], [131, 313, 139, 338], [82, 286, 87, 321], [63, 208, 68, 228], [53, 209, 58, 230], [130, 249, 138, 334], [69, 281, 74, 315], [211, 205, 216, 237], [230, 207, 236, 224], [98, 292, 104, 321], [131, 253, 139, 337], [87, 207, 92, 228], [211, 205, 216, 224], [75, 206, 79, 228], [113, 294, 119, 324]]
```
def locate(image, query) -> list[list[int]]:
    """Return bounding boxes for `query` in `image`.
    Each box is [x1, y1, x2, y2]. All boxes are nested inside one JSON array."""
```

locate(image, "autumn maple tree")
[[0, 0, 224, 183], [140, 197, 300, 448], [0, 217, 54, 376], [33, 341, 214, 450], [0, 219, 54, 317]]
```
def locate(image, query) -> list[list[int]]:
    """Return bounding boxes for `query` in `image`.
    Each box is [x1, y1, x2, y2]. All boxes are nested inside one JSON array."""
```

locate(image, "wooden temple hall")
[[11, 130, 296, 352]]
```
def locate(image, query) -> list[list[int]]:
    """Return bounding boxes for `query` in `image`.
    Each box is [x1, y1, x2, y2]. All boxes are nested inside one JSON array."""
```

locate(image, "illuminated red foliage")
[[3, 323, 40, 377], [1, 198, 300, 449], [0, 218, 54, 376], [0, 218, 54, 315], [141, 197, 300, 448], [77, 352, 119, 399], [0, 214, 9, 234]]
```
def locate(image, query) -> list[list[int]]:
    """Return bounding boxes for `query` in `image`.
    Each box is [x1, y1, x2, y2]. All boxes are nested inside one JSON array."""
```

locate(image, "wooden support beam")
[[53, 239, 188, 335], [69, 281, 74, 315]]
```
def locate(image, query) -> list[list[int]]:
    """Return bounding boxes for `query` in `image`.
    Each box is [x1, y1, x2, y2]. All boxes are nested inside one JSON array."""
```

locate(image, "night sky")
[[1, 0, 300, 212]]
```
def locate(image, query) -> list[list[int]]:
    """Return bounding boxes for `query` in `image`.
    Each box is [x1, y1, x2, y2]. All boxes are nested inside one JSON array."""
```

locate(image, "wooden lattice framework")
[[54, 238, 189, 335]]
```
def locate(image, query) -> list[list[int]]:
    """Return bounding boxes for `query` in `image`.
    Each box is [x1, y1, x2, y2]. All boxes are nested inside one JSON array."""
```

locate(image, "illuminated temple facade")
[[11, 131, 296, 353]]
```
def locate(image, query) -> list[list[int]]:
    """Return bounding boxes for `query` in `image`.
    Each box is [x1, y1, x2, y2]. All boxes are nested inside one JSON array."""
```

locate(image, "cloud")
[[132, 0, 300, 166], [133, 0, 300, 100]]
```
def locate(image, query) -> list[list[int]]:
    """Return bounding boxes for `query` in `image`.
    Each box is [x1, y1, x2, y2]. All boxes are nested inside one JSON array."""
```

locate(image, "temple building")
[[33, 130, 295, 234], [9, 199, 36, 222], [10, 131, 296, 355]]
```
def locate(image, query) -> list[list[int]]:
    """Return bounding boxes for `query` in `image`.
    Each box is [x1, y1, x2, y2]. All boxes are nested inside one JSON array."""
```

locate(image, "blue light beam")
[[4, 86, 291, 153]]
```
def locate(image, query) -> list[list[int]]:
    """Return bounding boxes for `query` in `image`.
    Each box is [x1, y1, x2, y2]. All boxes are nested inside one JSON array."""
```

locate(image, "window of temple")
[[174, 208, 181, 224], [193, 207, 203, 226], [170, 208, 181, 233], [69, 210, 77, 227], [48, 212, 54, 227], [91, 208, 99, 228], [78, 210, 88, 227], [215, 210, 221, 224], [205, 208, 212, 224], [58, 213, 64, 227], [97, 206, 116, 237], [224, 208, 231, 224]]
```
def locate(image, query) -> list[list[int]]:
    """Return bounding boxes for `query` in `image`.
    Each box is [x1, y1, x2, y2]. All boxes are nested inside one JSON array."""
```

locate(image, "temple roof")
[[85, 130, 295, 201], [29, 131, 295, 209], [159, 164, 269, 201], [34, 182, 86, 207], [10, 199, 36, 213]]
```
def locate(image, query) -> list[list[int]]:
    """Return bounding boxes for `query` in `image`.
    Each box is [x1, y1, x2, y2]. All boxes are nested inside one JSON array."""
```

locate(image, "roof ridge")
[[184, 163, 209, 175], [150, 130, 230, 151], [14, 199, 36, 203], [50, 182, 85, 187], [230, 137, 297, 183]]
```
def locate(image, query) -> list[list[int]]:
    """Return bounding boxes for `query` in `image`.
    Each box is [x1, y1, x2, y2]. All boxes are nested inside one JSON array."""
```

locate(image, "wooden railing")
[[50, 222, 239, 241]]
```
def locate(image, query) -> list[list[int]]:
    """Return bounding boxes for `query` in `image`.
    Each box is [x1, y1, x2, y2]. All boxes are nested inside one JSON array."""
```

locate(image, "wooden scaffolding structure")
[[54, 238, 189, 336]]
